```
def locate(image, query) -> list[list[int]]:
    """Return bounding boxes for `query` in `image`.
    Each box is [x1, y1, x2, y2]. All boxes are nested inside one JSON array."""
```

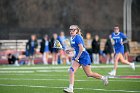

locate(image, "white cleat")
[[14, 60, 20, 66], [63, 88, 74, 93], [27, 62, 31, 66], [44, 62, 48, 65], [108, 70, 116, 76], [102, 76, 109, 86], [130, 63, 135, 70]]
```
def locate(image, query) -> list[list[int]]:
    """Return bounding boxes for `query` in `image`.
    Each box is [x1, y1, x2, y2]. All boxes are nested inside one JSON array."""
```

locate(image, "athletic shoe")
[[102, 76, 109, 86], [63, 87, 74, 93], [14, 60, 20, 66], [130, 63, 135, 70], [108, 70, 116, 76], [27, 62, 31, 66], [44, 62, 48, 65]]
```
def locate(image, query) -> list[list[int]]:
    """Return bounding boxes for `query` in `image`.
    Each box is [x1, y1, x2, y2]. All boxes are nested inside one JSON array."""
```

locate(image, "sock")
[[101, 76, 105, 80], [129, 63, 132, 65], [52, 61, 54, 65], [113, 69, 116, 72], [55, 61, 58, 65], [66, 59, 70, 65], [69, 84, 73, 89]]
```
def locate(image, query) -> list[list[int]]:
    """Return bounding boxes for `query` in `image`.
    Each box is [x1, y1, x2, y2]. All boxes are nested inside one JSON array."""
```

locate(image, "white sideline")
[[0, 78, 140, 82], [0, 84, 140, 93]]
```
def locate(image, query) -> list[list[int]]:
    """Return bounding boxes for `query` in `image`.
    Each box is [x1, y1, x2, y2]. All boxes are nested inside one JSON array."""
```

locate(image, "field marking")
[[0, 84, 140, 93], [0, 74, 68, 76], [0, 66, 69, 70], [0, 71, 34, 73], [0, 69, 139, 74], [1, 73, 140, 77], [0, 74, 140, 80], [0, 70, 67, 73], [36, 70, 67, 72], [0, 65, 140, 70], [0, 78, 140, 82]]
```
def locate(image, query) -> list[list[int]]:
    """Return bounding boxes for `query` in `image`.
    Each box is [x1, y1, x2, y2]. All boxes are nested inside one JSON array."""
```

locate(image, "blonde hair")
[[70, 25, 82, 35]]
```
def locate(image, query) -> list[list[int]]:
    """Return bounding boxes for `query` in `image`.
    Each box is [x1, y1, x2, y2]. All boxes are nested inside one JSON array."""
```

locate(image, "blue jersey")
[[71, 35, 85, 57], [44, 41, 49, 52], [31, 41, 35, 47], [111, 32, 127, 54], [70, 34, 91, 66]]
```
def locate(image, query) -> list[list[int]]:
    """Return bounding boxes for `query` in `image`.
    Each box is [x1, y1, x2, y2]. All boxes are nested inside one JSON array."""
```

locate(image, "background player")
[[26, 34, 38, 65], [40, 34, 50, 65], [108, 25, 135, 76]]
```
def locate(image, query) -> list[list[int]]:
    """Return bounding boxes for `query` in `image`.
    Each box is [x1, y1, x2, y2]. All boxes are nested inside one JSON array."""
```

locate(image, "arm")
[[26, 41, 29, 50], [75, 44, 84, 62], [65, 48, 75, 54], [33, 40, 38, 53], [64, 39, 74, 53], [98, 40, 100, 53], [122, 38, 128, 44], [109, 34, 115, 45], [121, 33, 128, 44], [40, 39, 44, 54], [73, 35, 84, 62]]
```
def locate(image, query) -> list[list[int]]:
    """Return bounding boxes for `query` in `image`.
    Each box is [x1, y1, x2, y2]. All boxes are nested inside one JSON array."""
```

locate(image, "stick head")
[[53, 40, 63, 49], [63, 39, 72, 50]]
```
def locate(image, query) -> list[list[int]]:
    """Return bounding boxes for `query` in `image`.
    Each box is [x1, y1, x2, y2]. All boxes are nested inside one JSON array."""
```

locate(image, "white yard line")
[[0, 74, 68, 76], [0, 78, 68, 81], [0, 69, 139, 74], [36, 70, 66, 72], [0, 73, 140, 77], [0, 70, 67, 73], [0, 66, 69, 70], [0, 78, 140, 82], [1, 73, 140, 80], [0, 71, 34, 73], [0, 65, 140, 70], [0, 84, 139, 93]]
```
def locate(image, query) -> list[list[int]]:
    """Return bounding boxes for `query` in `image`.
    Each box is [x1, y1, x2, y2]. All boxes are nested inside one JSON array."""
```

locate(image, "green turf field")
[[0, 64, 140, 93]]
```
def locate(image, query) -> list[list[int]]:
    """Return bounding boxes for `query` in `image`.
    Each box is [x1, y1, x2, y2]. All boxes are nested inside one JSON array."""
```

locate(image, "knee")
[[68, 67, 74, 73]]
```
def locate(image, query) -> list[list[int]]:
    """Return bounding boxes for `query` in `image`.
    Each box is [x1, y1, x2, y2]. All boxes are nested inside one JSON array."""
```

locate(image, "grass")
[[0, 63, 140, 93]]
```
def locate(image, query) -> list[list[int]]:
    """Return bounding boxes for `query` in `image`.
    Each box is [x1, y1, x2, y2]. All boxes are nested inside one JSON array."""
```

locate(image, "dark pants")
[[8, 55, 16, 64]]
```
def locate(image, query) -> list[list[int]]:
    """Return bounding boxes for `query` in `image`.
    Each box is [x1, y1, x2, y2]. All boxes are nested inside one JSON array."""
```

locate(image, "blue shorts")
[[44, 46, 49, 52], [52, 48, 59, 53], [115, 46, 124, 54], [26, 48, 35, 56], [44, 49, 49, 52], [73, 51, 91, 66]]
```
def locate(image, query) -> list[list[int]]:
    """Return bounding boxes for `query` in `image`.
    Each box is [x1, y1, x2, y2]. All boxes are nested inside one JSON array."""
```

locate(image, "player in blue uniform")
[[64, 25, 109, 93], [108, 25, 135, 76], [40, 35, 50, 65], [58, 31, 70, 64], [26, 34, 38, 65]]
